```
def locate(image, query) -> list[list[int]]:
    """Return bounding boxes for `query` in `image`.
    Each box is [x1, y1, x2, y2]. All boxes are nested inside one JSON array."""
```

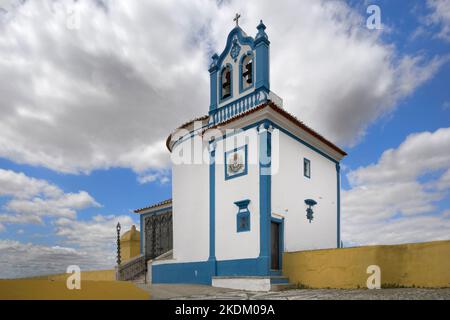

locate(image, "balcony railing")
[[209, 89, 283, 126]]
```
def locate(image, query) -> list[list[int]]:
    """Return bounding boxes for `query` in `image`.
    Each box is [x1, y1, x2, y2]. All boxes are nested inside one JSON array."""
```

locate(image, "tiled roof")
[[134, 198, 172, 214], [166, 101, 347, 157], [205, 102, 347, 156], [166, 115, 209, 151]]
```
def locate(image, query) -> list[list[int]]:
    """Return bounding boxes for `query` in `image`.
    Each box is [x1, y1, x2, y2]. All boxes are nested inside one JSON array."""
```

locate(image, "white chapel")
[[133, 17, 347, 291]]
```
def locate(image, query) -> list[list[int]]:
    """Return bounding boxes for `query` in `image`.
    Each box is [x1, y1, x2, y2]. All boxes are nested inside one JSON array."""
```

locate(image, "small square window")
[[303, 158, 311, 178]]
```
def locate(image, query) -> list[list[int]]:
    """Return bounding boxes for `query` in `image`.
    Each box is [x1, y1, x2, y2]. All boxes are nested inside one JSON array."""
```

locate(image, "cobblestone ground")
[[171, 288, 450, 300]]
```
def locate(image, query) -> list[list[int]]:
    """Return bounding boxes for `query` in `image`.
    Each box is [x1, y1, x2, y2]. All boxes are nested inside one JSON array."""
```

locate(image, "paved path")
[[134, 281, 450, 300], [170, 288, 450, 300]]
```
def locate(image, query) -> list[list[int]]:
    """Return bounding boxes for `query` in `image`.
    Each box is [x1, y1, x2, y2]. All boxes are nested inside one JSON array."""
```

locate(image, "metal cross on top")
[[233, 13, 241, 26]]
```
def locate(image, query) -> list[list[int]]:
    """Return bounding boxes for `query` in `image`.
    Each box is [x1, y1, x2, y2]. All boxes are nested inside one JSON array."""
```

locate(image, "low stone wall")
[[282, 240, 450, 288], [30, 269, 116, 281]]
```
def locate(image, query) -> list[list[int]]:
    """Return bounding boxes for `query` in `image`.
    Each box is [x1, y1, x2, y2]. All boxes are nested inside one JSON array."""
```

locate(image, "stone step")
[[212, 276, 295, 292], [269, 276, 290, 284], [270, 283, 297, 292]]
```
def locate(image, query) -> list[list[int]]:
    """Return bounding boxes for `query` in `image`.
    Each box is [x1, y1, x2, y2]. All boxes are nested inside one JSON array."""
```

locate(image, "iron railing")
[[116, 254, 146, 281]]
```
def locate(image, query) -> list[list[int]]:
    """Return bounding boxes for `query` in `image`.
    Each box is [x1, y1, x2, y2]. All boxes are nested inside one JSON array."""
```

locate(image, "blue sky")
[[0, 0, 449, 278]]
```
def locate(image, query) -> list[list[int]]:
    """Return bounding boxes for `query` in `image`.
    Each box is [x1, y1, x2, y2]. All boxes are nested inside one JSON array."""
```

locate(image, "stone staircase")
[[269, 275, 296, 291], [212, 275, 296, 292]]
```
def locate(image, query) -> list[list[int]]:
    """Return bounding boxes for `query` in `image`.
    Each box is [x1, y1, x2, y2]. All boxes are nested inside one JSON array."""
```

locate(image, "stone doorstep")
[[212, 276, 295, 292]]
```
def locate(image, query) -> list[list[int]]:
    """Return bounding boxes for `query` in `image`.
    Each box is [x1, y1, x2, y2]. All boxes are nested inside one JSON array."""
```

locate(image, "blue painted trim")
[[216, 257, 267, 276], [270, 270, 282, 276], [224, 145, 248, 180], [209, 87, 266, 117], [336, 163, 341, 248], [209, 68, 218, 112], [215, 27, 255, 70], [152, 260, 214, 285], [271, 123, 339, 165], [234, 199, 251, 233], [258, 121, 271, 276], [209, 148, 216, 267], [271, 216, 284, 271], [170, 122, 210, 153], [270, 277, 288, 284], [234, 199, 251, 209], [303, 157, 311, 178], [207, 118, 338, 165], [239, 51, 254, 94], [152, 257, 270, 285], [219, 63, 233, 103], [254, 30, 270, 91]]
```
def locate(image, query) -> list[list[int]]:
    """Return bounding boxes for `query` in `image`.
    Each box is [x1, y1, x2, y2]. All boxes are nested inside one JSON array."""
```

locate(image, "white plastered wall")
[[214, 128, 260, 261], [271, 130, 338, 251], [171, 135, 210, 263]]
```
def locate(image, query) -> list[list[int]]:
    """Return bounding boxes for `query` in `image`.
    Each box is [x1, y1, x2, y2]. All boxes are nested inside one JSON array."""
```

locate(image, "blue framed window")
[[303, 158, 311, 178], [219, 64, 233, 102], [234, 199, 251, 232], [225, 145, 248, 180], [239, 52, 254, 93]]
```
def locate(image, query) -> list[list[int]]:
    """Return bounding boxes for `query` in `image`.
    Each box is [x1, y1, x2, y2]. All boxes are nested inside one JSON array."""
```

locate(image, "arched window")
[[221, 66, 232, 100], [241, 54, 253, 91]]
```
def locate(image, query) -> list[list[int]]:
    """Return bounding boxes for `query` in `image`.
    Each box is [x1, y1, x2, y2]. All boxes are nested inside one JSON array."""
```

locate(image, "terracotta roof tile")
[[166, 101, 347, 157], [205, 102, 347, 156], [166, 115, 209, 151], [134, 198, 172, 214]]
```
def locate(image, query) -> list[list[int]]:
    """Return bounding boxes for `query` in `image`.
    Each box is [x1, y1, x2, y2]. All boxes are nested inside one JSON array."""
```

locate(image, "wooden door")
[[271, 221, 280, 270]]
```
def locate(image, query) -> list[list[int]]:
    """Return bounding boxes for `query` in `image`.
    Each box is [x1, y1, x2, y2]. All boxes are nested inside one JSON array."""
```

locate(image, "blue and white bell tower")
[[208, 17, 274, 124]]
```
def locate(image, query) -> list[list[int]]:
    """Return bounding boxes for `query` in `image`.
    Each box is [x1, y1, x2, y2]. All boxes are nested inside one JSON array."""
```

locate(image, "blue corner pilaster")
[[254, 20, 270, 92], [336, 163, 341, 248], [258, 120, 272, 275], [208, 140, 217, 276], [209, 54, 219, 113]]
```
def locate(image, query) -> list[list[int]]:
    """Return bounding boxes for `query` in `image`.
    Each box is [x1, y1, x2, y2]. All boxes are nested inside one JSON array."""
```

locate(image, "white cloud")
[[54, 214, 137, 251], [426, 0, 450, 42], [0, 213, 139, 278], [0, 168, 100, 226], [0, 168, 138, 278], [0, 0, 446, 178], [342, 127, 450, 245], [0, 168, 61, 199]]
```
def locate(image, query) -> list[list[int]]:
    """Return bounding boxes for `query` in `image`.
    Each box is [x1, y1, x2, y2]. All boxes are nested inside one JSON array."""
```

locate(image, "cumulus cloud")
[[426, 0, 450, 42], [0, 240, 90, 279], [0, 214, 138, 278], [0, 168, 138, 278], [0, 0, 446, 180], [54, 214, 136, 251], [342, 127, 450, 245], [0, 168, 100, 227]]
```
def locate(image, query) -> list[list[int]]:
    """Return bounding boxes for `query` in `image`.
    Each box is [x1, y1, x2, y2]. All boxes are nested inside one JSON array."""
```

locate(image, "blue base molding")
[[152, 257, 270, 285], [152, 260, 216, 285]]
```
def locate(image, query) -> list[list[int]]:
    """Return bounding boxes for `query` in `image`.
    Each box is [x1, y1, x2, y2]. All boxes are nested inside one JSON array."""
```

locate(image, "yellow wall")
[[282, 240, 450, 288], [121, 241, 141, 262], [120, 226, 141, 262], [0, 279, 149, 300], [30, 269, 116, 281]]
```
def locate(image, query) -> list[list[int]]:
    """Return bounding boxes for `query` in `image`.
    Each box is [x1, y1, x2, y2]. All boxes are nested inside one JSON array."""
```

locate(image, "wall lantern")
[[304, 199, 317, 223]]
